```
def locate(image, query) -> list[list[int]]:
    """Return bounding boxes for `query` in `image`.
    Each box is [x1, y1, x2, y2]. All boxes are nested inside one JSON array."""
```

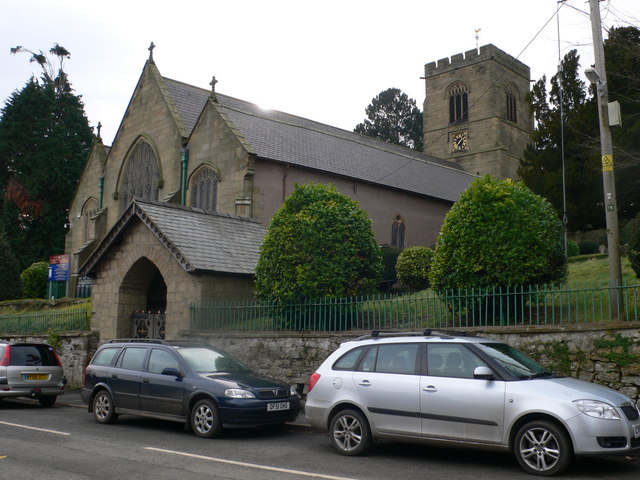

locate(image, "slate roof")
[[79, 200, 265, 276], [162, 77, 476, 203]]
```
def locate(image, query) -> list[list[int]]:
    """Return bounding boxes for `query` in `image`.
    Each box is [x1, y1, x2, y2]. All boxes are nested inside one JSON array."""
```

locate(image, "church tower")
[[422, 44, 532, 179]]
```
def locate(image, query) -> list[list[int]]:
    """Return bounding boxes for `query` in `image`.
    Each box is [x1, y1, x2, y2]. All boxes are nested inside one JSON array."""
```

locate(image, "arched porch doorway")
[[117, 258, 167, 339]]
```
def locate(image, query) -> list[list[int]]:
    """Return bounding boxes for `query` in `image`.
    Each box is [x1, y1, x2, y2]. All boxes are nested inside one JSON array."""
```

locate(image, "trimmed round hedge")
[[429, 176, 566, 292], [255, 183, 382, 302]]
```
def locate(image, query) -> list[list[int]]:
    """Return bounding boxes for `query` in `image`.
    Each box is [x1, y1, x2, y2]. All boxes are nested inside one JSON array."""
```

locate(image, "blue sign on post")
[[48, 254, 70, 281]]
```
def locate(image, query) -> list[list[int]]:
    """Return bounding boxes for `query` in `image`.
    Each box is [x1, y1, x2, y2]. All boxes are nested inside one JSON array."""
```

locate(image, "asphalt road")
[[1, 394, 639, 480]]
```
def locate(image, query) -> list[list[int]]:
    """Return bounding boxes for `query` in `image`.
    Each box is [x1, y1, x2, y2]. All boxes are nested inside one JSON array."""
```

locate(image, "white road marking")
[[145, 447, 360, 480], [0, 420, 70, 436]]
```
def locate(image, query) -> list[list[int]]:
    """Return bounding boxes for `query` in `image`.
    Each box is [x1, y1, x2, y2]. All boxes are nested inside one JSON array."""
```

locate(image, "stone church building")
[[65, 44, 530, 341]]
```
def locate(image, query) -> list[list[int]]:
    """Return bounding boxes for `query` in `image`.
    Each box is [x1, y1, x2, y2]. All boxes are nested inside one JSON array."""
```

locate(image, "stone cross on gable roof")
[[148, 41, 155, 61], [210, 76, 218, 98]]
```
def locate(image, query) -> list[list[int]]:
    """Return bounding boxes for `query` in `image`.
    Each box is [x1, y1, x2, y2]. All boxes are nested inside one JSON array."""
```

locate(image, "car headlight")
[[225, 388, 255, 399], [290, 385, 298, 396], [573, 400, 620, 420]]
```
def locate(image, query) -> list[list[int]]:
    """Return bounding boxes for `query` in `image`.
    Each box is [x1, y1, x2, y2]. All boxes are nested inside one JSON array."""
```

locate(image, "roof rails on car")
[[106, 339, 168, 344], [355, 329, 470, 341], [105, 339, 212, 347]]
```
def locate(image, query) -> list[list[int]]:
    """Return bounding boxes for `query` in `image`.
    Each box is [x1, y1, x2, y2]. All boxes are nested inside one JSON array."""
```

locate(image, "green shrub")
[[255, 183, 383, 305], [428, 176, 566, 325], [21, 261, 49, 298], [0, 233, 22, 300], [578, 240, 600, 255], [430, 176, 566, 291], [396, 246, 434, 291], [567, 240, 580, 258]]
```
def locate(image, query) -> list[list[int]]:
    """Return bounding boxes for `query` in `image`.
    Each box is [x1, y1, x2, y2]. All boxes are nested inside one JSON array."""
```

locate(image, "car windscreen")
[[176, 347, 249, 373], [475, 343, 551, 379], [9, 345, 58, 366]]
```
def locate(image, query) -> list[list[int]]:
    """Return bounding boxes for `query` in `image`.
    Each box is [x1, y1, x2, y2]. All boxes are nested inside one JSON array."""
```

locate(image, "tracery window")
[[391, 215, 405, 249], [506, 84, 519, 123], [447, 82, 469, 124], [190, 166, 218, 211], [82, 198, 99, 244], [120, 141, 160, 212]]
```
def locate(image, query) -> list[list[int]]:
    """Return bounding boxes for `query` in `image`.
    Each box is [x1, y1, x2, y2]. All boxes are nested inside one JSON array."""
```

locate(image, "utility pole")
[[587, 0, 623, 318]]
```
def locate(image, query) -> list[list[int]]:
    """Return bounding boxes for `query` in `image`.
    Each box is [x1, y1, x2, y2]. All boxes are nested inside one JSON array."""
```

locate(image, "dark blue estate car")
[[81, 339, 300, 437]]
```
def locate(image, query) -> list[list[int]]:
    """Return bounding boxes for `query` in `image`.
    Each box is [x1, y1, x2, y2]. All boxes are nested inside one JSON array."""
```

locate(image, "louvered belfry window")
[[506, 84, 519, 123], [120, 141, 160, 212], [448, 82, 469, 124], [191, 167, 218, 211]]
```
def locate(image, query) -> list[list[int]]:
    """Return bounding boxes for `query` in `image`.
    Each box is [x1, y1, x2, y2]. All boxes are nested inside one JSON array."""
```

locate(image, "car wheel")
[[329, 409, 372, 456], [514, 420, 573, 476], [191, 399, 222, 438], [93, 390, 118, 424], [38, 395, 56, 407]]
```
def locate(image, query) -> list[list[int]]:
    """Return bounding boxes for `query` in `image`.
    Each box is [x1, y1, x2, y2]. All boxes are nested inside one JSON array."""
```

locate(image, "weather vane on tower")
[[475, 28, 481, 52]]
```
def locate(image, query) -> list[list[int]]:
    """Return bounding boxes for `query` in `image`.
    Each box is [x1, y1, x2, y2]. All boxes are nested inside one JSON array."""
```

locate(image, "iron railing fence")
[[0, 306, 91, 334], [190, 282, 640, 332]]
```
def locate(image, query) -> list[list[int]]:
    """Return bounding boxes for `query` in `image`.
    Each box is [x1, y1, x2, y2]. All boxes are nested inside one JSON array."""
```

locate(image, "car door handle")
[[143, 378, 150, 383], [357, 380, 371, 387], [111, 374, 118, 379], [423, 385, 437, 392]]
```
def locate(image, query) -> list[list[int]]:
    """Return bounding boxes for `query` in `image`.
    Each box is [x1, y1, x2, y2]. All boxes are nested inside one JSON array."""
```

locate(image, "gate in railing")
[[131, 313, 166, 339]]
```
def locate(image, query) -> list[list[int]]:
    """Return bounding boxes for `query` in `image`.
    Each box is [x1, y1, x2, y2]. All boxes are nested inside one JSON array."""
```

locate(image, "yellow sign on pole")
[[602, 154, 613, 172]]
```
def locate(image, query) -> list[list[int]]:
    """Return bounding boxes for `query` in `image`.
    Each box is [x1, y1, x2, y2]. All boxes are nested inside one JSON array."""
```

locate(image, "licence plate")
[[24, 374, 49, 381], [634, 424, 640, 438], [267, 402, 290, 412]]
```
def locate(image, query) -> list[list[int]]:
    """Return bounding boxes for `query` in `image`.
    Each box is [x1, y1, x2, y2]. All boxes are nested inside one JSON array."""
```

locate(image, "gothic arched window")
[[506, 84, 519, 123], [82, 198, 98, 244], [120, 141, 160, 212], [447, 82, 469, 124], [391, 215, 405, 249], [190, 167, 218, 211]]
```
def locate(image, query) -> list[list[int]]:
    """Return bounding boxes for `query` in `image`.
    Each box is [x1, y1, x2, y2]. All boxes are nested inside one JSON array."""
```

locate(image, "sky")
[[1, 0, 638, 146]]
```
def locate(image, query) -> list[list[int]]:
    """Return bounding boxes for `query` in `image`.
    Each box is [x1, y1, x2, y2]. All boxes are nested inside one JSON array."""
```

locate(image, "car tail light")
[[0, 345, 10, 366], [50, 347, 63, 367], [307, 372, 321, 393]]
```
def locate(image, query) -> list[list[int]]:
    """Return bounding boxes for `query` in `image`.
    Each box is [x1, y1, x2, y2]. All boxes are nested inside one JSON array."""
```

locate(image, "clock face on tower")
[[451, 131, 468, 152]]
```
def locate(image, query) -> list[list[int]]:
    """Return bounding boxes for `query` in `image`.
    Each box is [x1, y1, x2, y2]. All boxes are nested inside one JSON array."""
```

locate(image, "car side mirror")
[[473, 366, 494, 380], [161, 367, 184, 379]]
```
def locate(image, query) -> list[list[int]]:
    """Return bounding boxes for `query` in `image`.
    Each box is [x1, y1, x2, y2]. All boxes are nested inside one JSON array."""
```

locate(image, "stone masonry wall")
[[8, 324, 639, 403], [185, 323, 640, 402]]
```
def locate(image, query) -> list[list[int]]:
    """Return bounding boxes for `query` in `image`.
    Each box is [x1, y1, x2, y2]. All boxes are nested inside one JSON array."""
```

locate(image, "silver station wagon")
[[305, 331, 640, 476]]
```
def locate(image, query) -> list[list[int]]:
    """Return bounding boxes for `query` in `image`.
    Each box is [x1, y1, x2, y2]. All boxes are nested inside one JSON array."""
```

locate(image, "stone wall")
[[184, 323, 640, 402], [7, 324, 639, 403]]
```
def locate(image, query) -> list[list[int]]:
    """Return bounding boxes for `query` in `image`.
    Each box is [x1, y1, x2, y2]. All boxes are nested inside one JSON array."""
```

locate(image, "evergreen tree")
[[0, 232, 22, 300], [355, 88, 424, 150], [519, 27, 640, 232], [519, 50, 602, 231], [606, 27, 640, 222], [0, 45, 93, 268]]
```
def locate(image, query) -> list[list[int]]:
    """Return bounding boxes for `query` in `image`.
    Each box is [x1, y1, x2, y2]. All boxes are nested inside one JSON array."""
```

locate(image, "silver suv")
[[0, 341, 66, 407], [305, 331, 640, 476]]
